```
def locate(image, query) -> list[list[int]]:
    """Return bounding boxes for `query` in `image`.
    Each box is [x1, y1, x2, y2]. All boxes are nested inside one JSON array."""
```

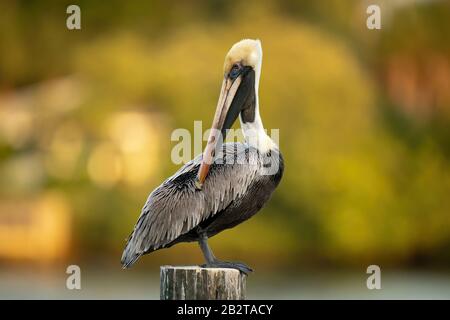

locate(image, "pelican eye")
[[229, 64, 241, 79]]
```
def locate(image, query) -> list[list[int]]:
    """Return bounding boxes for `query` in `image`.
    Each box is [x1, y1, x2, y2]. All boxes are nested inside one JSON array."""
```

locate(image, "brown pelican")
[[121, 39, 284, 274]]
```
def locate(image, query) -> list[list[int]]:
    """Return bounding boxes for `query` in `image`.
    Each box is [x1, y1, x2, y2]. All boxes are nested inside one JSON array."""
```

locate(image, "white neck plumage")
[[239, 82, 277, 154], [238, 40, 277, 154]]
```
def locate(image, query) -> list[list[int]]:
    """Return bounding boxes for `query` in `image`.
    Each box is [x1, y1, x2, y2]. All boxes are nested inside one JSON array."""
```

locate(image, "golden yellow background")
[[0, 0, 449, 298]]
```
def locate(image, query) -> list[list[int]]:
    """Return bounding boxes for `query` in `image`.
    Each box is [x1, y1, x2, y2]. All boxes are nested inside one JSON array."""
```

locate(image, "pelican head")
[[196, 39, 263, 188]]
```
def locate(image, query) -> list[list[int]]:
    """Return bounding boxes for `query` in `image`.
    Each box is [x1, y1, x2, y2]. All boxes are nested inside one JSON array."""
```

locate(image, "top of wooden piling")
[[160, 265, 247, 300]]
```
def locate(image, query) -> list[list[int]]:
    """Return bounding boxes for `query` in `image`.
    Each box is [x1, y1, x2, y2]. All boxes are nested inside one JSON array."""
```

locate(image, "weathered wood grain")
[[160, 266, 246, 300]]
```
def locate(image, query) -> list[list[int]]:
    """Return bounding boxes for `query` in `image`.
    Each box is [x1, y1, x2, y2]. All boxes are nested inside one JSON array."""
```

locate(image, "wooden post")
[[160, 266, 247, 300]]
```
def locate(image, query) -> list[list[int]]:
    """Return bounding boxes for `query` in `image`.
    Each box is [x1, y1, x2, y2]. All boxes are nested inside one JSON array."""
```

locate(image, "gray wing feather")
[[121, 143, 259, 268]]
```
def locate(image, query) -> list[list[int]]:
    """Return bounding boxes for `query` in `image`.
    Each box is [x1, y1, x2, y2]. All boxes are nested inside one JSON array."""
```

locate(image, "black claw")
[[200, 261, 253, 275]]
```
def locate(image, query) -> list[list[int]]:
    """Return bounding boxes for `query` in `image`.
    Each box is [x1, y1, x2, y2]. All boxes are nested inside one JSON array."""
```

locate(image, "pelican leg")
[[198, 233, 253, 275], [198, 232, 216, 264]]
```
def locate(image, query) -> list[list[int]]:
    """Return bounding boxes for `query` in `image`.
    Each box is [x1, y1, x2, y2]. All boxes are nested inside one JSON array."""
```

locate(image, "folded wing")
[[121, 143, 259, 268]]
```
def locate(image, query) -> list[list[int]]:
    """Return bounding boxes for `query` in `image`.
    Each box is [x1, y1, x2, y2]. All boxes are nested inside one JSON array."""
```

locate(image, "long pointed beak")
[[196, 76, 242, 189]]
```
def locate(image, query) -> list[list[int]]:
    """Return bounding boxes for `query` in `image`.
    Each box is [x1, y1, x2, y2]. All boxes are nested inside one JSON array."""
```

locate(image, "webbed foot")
[[201, 261, 253, 275]]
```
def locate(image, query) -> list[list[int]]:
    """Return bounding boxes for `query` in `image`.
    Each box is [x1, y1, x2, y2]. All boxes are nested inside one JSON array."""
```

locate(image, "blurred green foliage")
[[0, 0, 449, 270]]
